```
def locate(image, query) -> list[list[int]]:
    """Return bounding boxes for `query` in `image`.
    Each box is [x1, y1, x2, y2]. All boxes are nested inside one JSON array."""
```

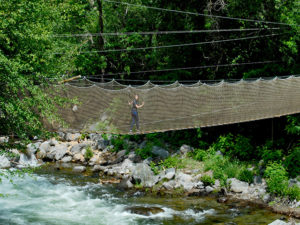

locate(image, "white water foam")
[[0, 172, 215, 225]]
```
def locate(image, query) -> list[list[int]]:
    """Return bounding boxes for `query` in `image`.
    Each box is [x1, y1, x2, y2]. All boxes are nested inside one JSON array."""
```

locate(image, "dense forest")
[[0, 0, 299, 196]]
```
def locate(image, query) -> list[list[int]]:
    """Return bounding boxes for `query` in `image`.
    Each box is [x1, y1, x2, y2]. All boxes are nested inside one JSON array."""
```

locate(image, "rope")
[[51, 28, 280, 37], [103, 0, 300, 27], [52, 33, 284, 55]]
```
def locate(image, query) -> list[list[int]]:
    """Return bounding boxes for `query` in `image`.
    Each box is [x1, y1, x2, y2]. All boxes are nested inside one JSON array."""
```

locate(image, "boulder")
[[0, 136, 9, 144], [73, 153, 85, 162], [49, 138, 59, 146], [132, 162, 158, 187], [180, 145, 193, 155], [61, 156, 72, 163], [228, 178, 249, 193], [37, 141, 50, 159], [70, 143, 86, 155], [151, 146, 169, 159], [97, 139, 110, 150], [89, 155, 100, 166], [0, 155, 11, 168], [92, 165, 106, 172], [268, 220, 290, 225], [73, 166, 86, 173], [125, 206, 164, 216], [54, 144, 68, 160], [163, 180, 176, 190], [65, 133, 81, 142], [27, 142, 41, 155], [289, 178, 300, 188], [175, 172, 194, 191], [118, 178, 134, 189], [205, 186, 214, 193], [128, 152, 141, 163], [193, 181, 204, 189], [164, 168, 176, 180]]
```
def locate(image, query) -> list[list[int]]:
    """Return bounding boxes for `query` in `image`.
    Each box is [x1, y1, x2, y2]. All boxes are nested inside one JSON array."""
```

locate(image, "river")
[[0, 165, 283, 225]]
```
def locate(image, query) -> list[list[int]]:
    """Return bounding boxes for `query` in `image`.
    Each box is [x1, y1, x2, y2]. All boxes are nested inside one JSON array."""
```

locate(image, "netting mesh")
[[48, 76, 300, 134]]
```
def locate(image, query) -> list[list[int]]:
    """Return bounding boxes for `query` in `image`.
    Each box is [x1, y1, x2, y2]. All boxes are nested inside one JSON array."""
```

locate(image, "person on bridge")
[[128, 94, 144, 133]]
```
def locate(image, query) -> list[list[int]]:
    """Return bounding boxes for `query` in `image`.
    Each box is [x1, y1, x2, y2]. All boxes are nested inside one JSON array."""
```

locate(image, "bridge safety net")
[[47, 75, 300, 134]]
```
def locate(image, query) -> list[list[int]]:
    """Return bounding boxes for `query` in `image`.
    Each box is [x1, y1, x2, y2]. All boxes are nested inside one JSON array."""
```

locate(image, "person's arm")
[[128, 100, 133, 106], [136, 102, 144, 108]]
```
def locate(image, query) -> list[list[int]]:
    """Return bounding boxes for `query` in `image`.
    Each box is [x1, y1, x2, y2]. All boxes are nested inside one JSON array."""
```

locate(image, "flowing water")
[[0, 164, 284, 225]]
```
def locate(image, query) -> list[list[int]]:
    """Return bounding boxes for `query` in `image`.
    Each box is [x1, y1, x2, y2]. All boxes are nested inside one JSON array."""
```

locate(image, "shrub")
[[286, 185, 300, 201], [150, 161, 159, 175], [160, 155, 184, 169], [264, 162, 289, 196], [201, 175, 215, 186], [284, 147, 300, 178], [238, 169, 254, 184], [135, 143, 154, 159], [258, 146, 282, 163], [211, 134, 254, 161], [193, 149, 207, 161], [84, 146, 93, 160]]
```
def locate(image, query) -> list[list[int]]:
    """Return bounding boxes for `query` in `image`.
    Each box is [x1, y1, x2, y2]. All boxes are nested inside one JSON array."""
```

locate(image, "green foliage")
[[200, 175, 215, 186], [150, 161, 160, 175], [160, 155, 184, 169], [135, 143, 154, 159], [192, 149, 207, 161], [84, 146, 93, 160], [264, 162, 289, 196], [238, 169, 254, 184], [286, 185, 300, 201], [111, 135, 129, 152], [284, 147, 300, 178], [258, 146, 283, 163], [211, 134, 254, 161]]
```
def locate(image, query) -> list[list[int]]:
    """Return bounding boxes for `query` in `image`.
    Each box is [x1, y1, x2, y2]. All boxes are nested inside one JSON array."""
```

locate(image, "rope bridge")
[[49, 75, 300, 134]]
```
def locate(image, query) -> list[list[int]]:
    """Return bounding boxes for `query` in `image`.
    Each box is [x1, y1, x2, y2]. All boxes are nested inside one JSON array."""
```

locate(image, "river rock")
[[73, 166, 86, 172], [163, 180, 176, 190], [268, 220, 298, 225], [0, 155, 11, 168], [70, 143, 86, 155], [73, 153, 85, 162], [175, 172, 194, 191], [289, 178, 300, 188], [128, 152, 141, 163], [164, 168, 176, 180], [0, 136, 9, 143], [228, 178, 249, 193], [53, 144, 68, 160], [49, 138, 59, 147], [205, 186, 214, 193], [92, 165, 106, 172], [61, 156, 72, 163], [37, 141, 51, 159], [125, 206, 164, 216], [180, 145, 193, 155], [118, 178, 134, 189], [151, 146, 169, 159], [132, 162, 158, 187], [194, 181, 204, 189], [65, 133, 81, 141], [27, 142, 41, 155]]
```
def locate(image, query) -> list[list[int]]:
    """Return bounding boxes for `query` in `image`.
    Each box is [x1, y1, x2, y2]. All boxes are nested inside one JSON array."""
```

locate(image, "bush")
[[286, 185, 300, 201], [238, 169, 254, 184], [84, 146, 93, 160], [264, 162, 289, 196], [258, 146, 282, 163], [160, 155, 184, 169], [284, 147, 300, 178], [192, 149, 207, 161], [201, 175, 215, 186], [135, 143, 154, 159], [211, 134, 254, 161]]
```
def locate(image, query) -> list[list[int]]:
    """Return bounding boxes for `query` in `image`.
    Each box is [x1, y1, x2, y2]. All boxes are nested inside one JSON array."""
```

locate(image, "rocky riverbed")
[[1, 133, 300, 223]]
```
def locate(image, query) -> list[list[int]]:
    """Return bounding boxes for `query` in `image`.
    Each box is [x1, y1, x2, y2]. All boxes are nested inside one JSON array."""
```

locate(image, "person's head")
[[135, 94, 139, 100]]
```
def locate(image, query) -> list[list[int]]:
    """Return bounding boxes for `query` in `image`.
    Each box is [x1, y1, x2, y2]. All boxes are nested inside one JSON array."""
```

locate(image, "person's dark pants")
[[130, 111, 139, 130]]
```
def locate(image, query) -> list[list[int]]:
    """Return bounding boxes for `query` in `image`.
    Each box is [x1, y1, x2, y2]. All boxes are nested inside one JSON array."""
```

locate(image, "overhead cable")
[[53, 33, 283, 55], [52, 28, 280, 37], [82, 60, 279, 77], [103, 0, 300, 27]]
